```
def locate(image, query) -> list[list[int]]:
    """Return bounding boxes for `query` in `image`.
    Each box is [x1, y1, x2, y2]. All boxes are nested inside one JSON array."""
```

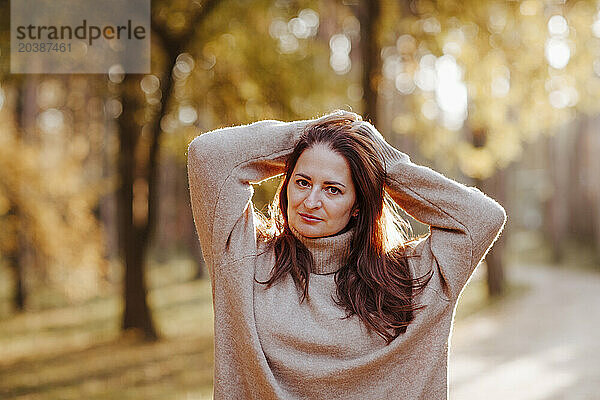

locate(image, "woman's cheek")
[[289, 190, 300, 208]]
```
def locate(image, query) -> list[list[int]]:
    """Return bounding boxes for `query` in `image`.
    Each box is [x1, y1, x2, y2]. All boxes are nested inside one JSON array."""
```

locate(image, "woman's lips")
[[299, 213, 322, 223]]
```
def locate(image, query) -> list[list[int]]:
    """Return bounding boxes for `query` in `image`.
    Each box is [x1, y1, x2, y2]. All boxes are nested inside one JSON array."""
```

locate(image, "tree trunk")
[[8, 83, 31, 312], [569, 119, 594, 241], [471, 127, 507, 297], [122, 240, 156, 339], [476, 166, 508, 297], [178, 160, 205, 278], [115, 0, 220, 339], [9, 261, 25, 311], [6, 205, 25, 311], [357, 0, 381, 124], [589, 116, 600, 259], [117, 75, 158, 341], [546, 125, 572, 262]]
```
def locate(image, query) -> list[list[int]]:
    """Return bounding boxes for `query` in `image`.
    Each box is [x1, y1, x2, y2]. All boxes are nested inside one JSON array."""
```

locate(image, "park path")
[[449, 263, 600, 400]]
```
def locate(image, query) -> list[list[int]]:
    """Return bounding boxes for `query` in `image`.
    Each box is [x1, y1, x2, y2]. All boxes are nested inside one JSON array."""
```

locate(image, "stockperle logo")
[[11, 0, 150, 74]]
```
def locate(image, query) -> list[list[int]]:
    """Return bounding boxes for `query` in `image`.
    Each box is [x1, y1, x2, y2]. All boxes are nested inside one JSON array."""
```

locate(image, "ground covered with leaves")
[[0, 259, 214, 400], [0, 255, 525, 400]]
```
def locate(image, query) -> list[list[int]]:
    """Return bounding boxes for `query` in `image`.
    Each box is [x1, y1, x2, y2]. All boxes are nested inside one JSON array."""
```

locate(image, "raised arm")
[[187, 115, 325, 282], [360, 122, 507, 301]]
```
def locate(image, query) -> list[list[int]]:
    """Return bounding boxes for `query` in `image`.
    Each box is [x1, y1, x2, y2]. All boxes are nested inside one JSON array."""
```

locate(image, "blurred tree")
[[163, 0, 362, 225], [113, 0, 222, 340], [375, 0, 600, 296], [118, 0, 356, 339], [350, 0, 381, 123], [4, 84, 28, 311], [0, 77, 109, 311], [0, 0, 109, 310]]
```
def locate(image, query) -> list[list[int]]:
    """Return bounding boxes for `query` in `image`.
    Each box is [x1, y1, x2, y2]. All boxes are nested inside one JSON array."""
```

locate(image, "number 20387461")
[[18, 42, 72, 52]]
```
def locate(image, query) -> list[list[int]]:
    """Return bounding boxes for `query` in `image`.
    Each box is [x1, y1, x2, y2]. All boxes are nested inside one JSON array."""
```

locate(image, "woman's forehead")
[[294, 144, 352, 182]]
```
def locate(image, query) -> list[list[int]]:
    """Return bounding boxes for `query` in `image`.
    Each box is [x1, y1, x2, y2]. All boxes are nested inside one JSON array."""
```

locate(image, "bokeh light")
[[37, 108, 65, 134], [178, 105, 197, 125], [545, 38, 571, 69], [329, 34, 351, 74], [108, 64, 125, 84]]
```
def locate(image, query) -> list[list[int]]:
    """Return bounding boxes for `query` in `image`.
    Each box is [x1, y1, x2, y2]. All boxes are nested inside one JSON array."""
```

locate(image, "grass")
[[0, 258, 215, 400]]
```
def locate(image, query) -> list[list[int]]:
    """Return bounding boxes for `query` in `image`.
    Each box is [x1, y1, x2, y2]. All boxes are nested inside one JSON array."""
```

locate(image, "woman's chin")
[[293, 224, 322, 238]]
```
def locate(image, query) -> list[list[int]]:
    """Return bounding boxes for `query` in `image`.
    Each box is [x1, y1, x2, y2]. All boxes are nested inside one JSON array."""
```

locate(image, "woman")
[[187, 110, 506, 399]]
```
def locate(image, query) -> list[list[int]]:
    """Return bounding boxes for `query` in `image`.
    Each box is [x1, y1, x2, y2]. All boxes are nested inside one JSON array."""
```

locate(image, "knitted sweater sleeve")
[[362, 123, 507, 301], [187, 117, 317, 282]]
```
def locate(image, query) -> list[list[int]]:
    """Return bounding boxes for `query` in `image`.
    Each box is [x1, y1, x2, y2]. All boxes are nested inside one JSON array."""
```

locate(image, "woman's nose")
[[304, 188, 322, 208]]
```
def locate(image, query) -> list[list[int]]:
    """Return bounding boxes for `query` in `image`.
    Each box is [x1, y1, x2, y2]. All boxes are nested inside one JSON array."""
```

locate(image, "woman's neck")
[[289, 224, 355, 274]]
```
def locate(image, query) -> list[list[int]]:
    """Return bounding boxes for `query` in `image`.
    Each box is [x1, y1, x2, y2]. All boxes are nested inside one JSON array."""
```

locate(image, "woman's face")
[[286, 144, 357, 238]]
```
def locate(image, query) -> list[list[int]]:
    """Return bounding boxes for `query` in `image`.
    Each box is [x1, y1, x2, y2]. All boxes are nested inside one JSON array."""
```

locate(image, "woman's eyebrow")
[[295, 173, 346, 188]]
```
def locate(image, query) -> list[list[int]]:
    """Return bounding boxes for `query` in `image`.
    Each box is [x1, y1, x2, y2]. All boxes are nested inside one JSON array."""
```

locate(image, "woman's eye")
[[328, 187, 340, 195], [296, 179, 309, 187]]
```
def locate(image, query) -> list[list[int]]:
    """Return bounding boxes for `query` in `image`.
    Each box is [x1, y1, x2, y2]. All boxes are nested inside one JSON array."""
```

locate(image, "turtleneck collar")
[[290, 225, 355, 275]]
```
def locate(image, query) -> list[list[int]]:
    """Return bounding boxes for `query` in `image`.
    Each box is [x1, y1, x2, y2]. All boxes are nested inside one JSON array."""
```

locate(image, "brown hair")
[[254, 111, 432, 344]]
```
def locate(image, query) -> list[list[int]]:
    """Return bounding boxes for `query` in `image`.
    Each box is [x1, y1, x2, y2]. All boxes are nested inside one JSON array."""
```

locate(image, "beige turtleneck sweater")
[[187, 114, 507, 399], [288, 225, 355, 275]]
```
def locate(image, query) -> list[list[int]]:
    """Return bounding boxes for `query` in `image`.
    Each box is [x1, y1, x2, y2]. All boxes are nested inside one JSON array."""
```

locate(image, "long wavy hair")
[[254, 111, 433, 344]]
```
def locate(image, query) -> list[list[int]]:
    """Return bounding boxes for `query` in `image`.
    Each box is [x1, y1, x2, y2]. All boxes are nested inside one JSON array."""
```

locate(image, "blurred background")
[[1, 0, 599, 399]]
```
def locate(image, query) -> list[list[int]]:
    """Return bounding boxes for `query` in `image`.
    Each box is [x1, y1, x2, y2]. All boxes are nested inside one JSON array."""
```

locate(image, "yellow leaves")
[[68, 135, 91, 162], [579, 76, 600, 113], [0, 214, 17, 253], [239, 81, 261, 102], [519, 0, 541, 17], [168, 12, 188, 32], [0, 81, 108, 302], [414, 0, 437, 16], [386, 0, 600, 177], [392, 114, 416, 135], [487, 125, 522, 168], [0, 192, 10, 215], [456, 143, 496, 179], [487, 2, 510, 34], [162, 124, 200, 163], [568, 1, 596, 37], [480, 102, 508, 127], [37, 79, 67, 109]]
